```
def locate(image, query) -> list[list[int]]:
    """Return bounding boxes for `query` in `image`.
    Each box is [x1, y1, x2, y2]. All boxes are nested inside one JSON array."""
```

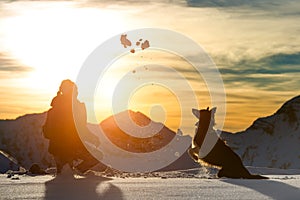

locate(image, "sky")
[[0, 0, 300, 134]]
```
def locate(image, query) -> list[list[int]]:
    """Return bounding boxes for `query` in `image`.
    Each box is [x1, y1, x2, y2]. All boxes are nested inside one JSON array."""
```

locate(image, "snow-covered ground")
[[1, 167, 300, 200]]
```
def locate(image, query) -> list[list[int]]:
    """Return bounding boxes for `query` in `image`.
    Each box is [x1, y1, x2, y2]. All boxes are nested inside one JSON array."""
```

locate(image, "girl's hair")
[[58, 79, 78, 96]]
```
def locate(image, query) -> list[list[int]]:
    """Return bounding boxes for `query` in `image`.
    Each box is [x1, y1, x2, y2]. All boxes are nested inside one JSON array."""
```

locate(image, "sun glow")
[[128, 84, 182, 131], [1, 2, 216, 134], [0, 2, 126, 92], [92, 48, 212, 133]]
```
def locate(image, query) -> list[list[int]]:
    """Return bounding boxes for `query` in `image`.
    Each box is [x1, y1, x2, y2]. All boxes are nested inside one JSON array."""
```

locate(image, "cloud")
[[0, 53, 32, 74], [219, 52, 300, 74], [216, 52, 300, 91], [260, 52, 300, 67], [186, 0, 255, 7], [127, 50, 300, 94], [186, 0, 292, 8]]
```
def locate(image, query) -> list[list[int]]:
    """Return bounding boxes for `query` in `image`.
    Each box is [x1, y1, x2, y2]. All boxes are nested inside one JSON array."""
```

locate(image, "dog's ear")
[[210, 107, 217, 114], [192, 108, 200, 119]]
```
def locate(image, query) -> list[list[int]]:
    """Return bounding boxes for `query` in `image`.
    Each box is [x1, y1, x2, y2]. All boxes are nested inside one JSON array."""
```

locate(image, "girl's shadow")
[[45, 174, 123, 200]]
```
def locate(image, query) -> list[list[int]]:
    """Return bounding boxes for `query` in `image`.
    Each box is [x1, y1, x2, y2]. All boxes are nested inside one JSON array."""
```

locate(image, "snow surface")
[[1, 167, 300, 200]]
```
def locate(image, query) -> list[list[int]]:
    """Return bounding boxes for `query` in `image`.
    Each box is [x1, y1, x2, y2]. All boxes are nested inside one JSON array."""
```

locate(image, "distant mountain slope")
[[221, 95, 300, 169], [1, 95, 300, 171], [0, 110, 197, 172], [98, 110, 198, 171], [0, 112, 52, 169], [100, 110, 175, 153]]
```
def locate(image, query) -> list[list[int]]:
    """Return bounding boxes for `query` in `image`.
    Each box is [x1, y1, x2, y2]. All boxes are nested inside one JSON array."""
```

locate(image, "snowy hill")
[[0, 112, 52, 169], [221, 95, 300, 169], [1, 95, 300, 171], [98, 110, 198, 171], [0, 110, 197, 172], [100, 110, 178, 153]]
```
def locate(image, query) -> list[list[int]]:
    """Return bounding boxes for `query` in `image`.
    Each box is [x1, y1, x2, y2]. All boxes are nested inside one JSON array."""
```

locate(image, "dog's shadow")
[[222, 178, 300, 200], [44, 175, 123, 200]]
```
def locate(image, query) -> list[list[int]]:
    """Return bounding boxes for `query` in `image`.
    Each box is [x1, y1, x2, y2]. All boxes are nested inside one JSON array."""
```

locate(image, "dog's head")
[[192, 107, 216, 127]]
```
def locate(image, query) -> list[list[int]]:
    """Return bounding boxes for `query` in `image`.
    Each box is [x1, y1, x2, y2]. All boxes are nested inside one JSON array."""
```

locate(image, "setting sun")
[[0, 2, 126, 95]]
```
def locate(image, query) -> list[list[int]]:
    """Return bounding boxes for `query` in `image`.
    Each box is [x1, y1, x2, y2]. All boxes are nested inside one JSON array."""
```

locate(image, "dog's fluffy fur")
[[189, 107, 267, 179]]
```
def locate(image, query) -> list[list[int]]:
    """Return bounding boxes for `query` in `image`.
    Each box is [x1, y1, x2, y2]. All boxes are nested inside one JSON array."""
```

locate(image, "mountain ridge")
[[221, 95, 300, 169], [1, 95, 300, 172], [99, 110, 176, 153]]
